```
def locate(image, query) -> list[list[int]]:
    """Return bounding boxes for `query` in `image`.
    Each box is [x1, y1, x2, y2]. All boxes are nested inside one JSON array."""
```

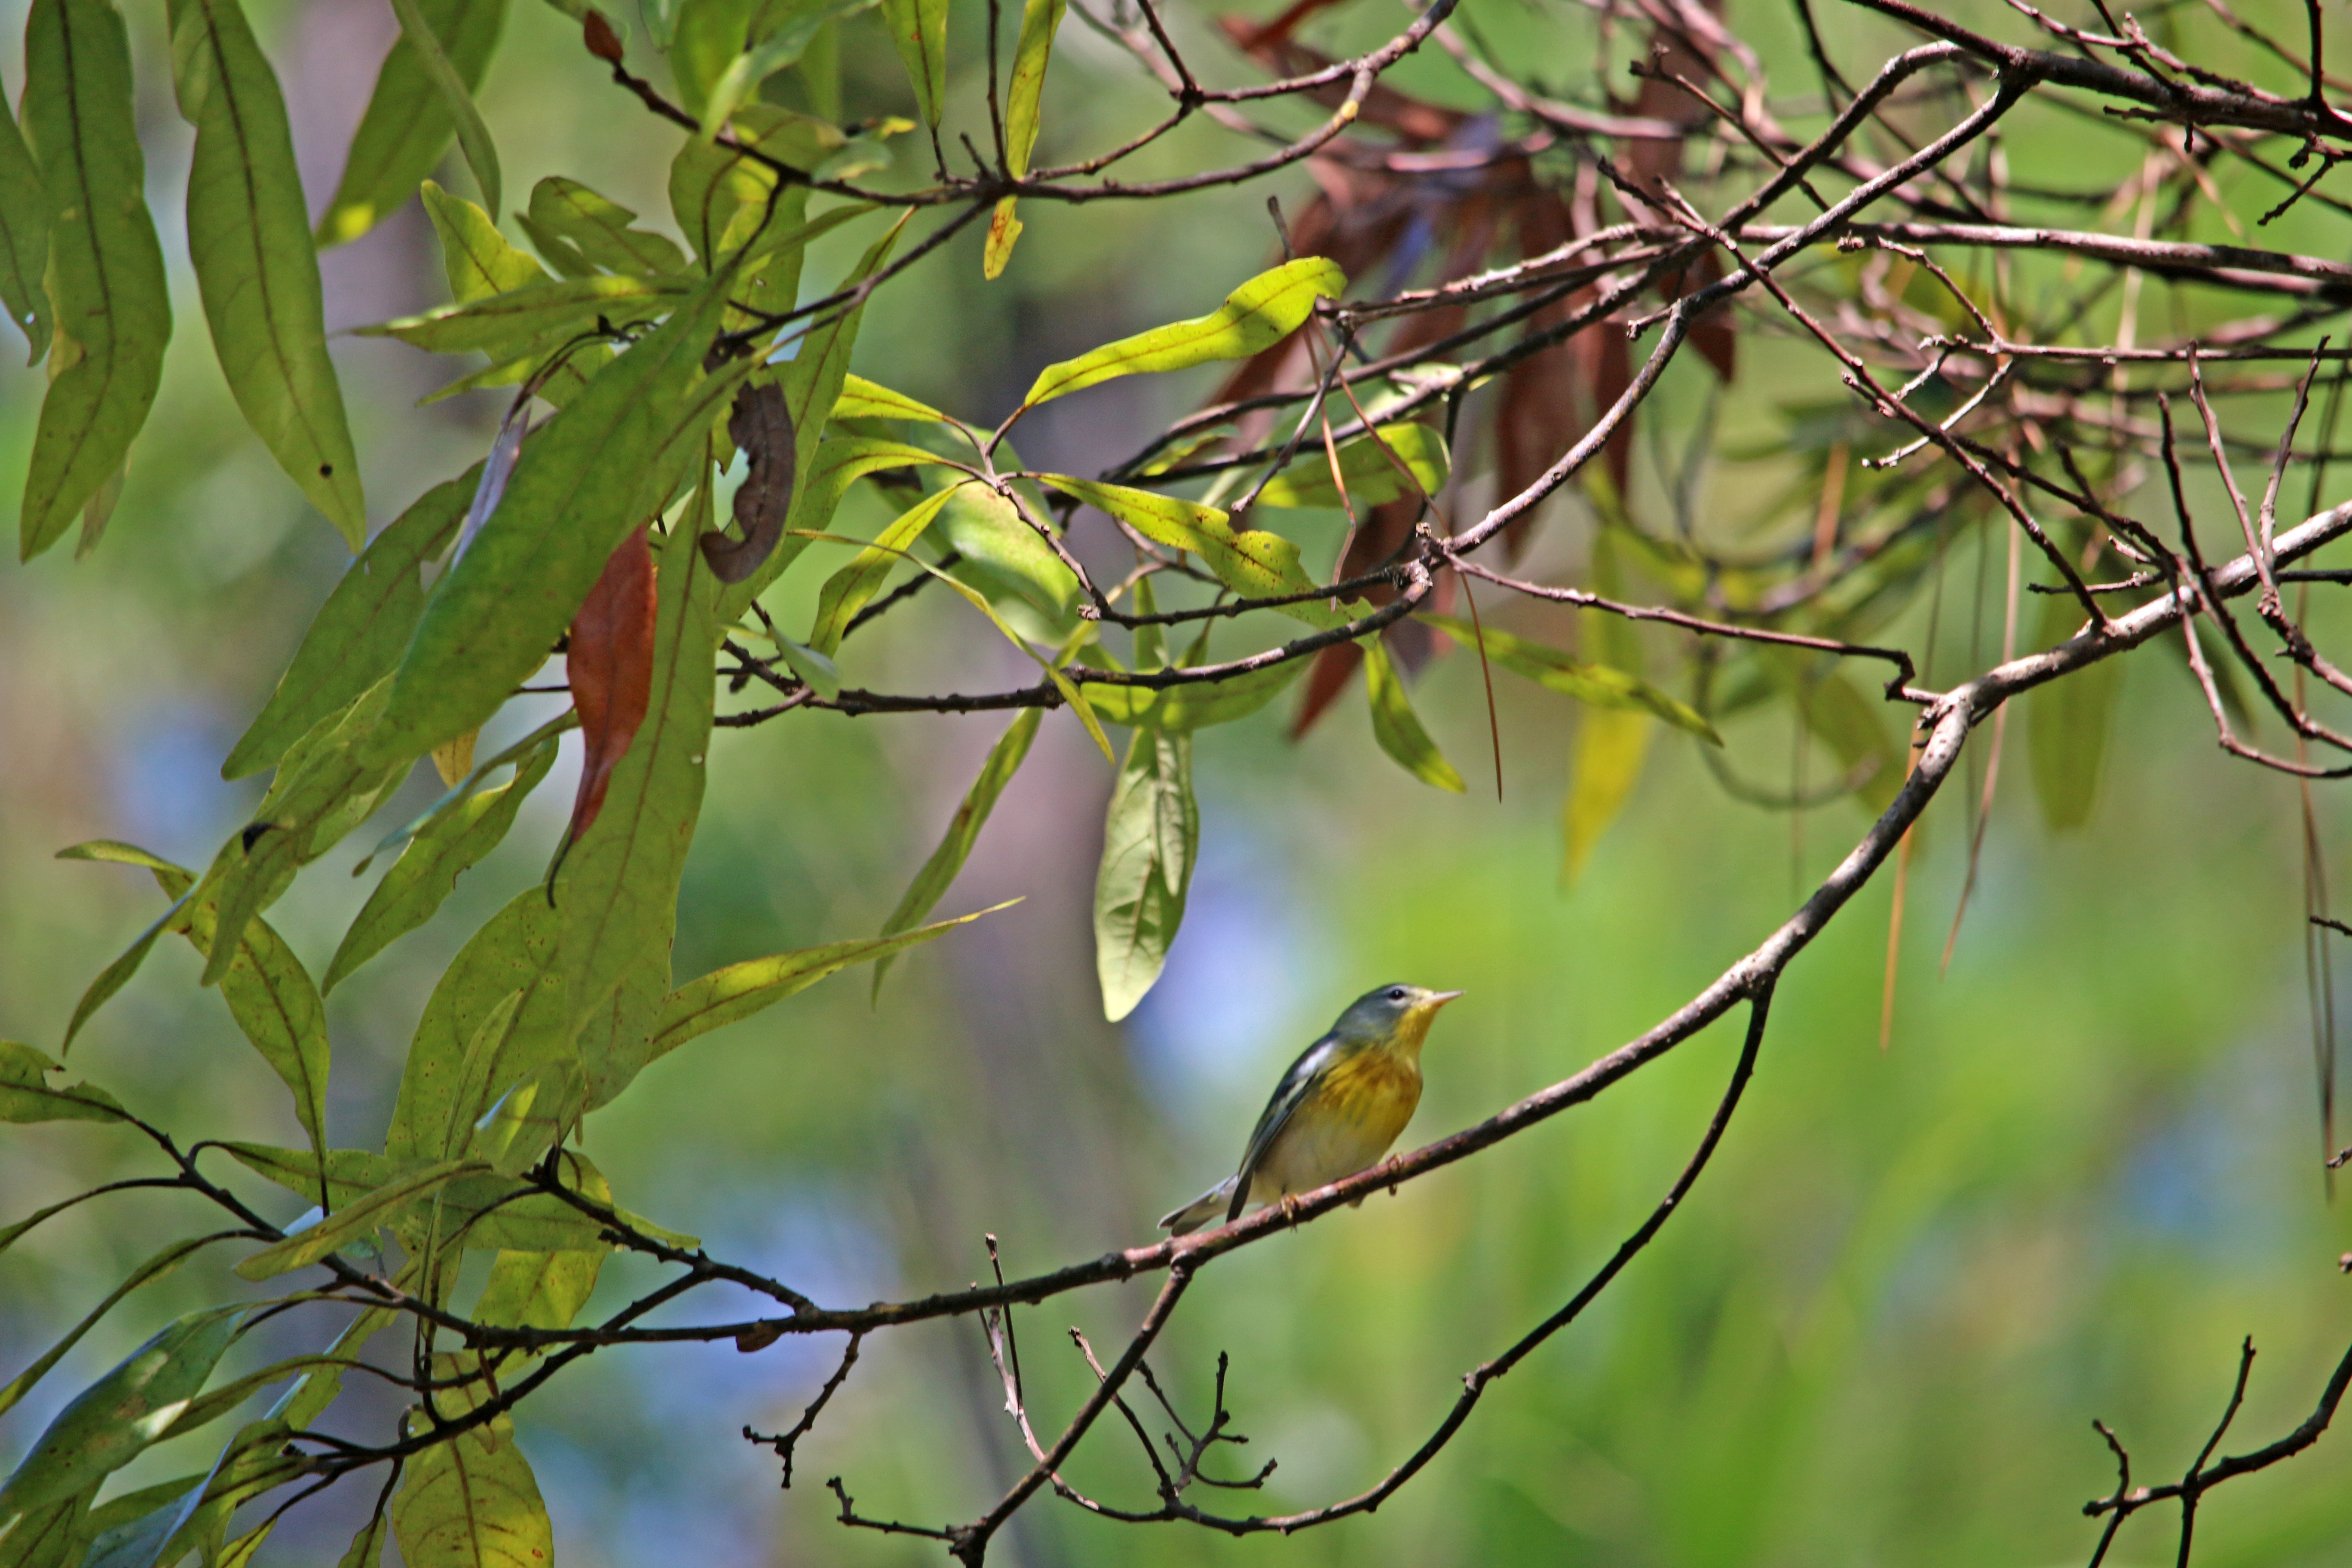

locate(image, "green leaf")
[[0, 1308, 243, 1515], [655, 903, 1009, 1056], [386, 0, 500, 220], [166, 0, 367, 546], [325, 736, 558, 993], [939, 482, 1079, 631], [222, 1142, 404, 1209], [0, 1490, 86, 1568], [17, 0, 172, 560], [1415, 613, 1721, 741], [834, 371, 943, 422], [872, 710, 1041, 998], [700, 0, 880, 134], [1257, 423, 1449, 510], [383, 892, 570, 1164], [368, 266, 750, 766], [1762, 650, 1900, 814], [0, 79, 52, 363], [876, 0, 946, 125], [1094, 727, 1197, 1021], [1022, 257, 1343, 409], [336, 1506, 392, 1568], [234, 1160, 480, 1280], [717, 214, 909, 619], [1076, 658, 1306, 732], [1363, 640, 1464, 792], [552, 514, 722, 1110], [315, 0, 505, 246], [1040, 475, 1356, 628], [92, 1418, 305, 1568], [422, 180, 544, 302], [183, 889, 334, 1175], [359, 274, 698, 356], [389, 1364, 554, 1568], [668, 105, 844, 266], [0, 1240, 230, 1430], [2027, 591, 2119, 832], [524, 176, 687, 278], [53, 842, 198, 1048], [1004, 0, 1064, 175], [472, 1247, 602, 1331], [0, 1039, 126, 1124], [806, 482, 967, 655], [223, 467, 474, 779]]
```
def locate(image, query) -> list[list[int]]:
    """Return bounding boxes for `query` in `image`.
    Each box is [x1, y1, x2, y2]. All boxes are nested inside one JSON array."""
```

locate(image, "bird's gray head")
[[1329, 983, 1466, 1047]]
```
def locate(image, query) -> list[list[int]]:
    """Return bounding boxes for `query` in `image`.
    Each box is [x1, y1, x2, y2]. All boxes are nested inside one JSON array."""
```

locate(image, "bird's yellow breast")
[[1250, 1046, 1423, 1204]]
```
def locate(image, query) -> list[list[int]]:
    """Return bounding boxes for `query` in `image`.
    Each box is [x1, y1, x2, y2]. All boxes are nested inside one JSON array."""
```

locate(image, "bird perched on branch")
[[1159, 983, 1464, 1235]]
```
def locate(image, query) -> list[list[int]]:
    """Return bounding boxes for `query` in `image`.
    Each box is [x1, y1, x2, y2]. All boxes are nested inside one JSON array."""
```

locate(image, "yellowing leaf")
[[1258, 423, 1449, 510], [1039, 475, 1359, 628], [834, 372, 943, 422], [1363, 641, 1464, 792], [806, 481, 967, 655], [1022, 257, 1344, 407], [1564, 707, 1651, 883]]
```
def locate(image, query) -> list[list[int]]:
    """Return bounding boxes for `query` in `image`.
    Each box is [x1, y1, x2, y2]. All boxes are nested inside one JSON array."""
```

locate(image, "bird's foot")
[[1279, 1194, 1303, 1229]]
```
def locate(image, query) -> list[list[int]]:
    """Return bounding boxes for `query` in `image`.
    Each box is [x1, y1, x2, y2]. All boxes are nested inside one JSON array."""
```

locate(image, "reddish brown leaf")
[[1290, 496, 1441, 736], [565, 526, 657, 847], [701, 381, 795, 583], [1216, 19, 1464, 144]]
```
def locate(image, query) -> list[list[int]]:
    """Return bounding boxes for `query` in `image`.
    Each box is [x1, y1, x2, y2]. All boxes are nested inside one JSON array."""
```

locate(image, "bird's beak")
[[1428, 990, 1465, 1007]]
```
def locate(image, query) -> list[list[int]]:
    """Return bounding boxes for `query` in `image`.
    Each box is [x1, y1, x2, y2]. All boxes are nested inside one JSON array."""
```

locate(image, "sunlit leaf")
[[873, 710, 1041, 998], [1363, 640, 1464, 792], [234, 1160, 479, 1280], [389, 1360, 554, 1568], [700, 0, 879, 134], [167, 0, 367, 545], [1041, 475, 1357, 629], [0, 82, 52, 363], [472, 1246, 602, 1332], [834, 372, 944, 423], [1022, 257, 1344, 408], [315, 0, 505, 246], [1076, 658, 1307, 732], [422, 180, 543, 302], [17, 0, 172, 560], [807, 483, 966, 655], [655, 903, 1011, 1056], [0, 1308, 244, 1514], [1416, 613, 1721, 741], [1258, 423, 1448, 510], [1094, 727, 1197, 1020], [526, 175, 686, 277]]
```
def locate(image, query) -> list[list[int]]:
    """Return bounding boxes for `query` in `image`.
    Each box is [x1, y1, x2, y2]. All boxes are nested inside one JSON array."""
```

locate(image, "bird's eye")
[[1387, 987, 1408, 1002]]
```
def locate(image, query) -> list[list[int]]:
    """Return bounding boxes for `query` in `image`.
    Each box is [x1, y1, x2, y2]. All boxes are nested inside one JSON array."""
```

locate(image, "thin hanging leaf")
[[872, 710, 1040, 997], [1363, 641, 1464, 792], [981, 0, 1065, 276], [1021, 257, 1343, 408], [315, 0, 507, 247], [1093, 727, 1197, 1020], [1257, 423, 1448, 509], [654, 904, 1011, 1057], [17, 0, 172, 560], [167, 0, 367, 545], [385, 0, 501, 219], [701, 379, 794, 582], [876, 0, 947, 126], [0, 80, 52, 362], [2026, 588, 2121, 831], [805, 483, 965, 654], [1416, 613, 1720, 741], [1563, 706, 1652, 883], [563, 526, 658, 848]]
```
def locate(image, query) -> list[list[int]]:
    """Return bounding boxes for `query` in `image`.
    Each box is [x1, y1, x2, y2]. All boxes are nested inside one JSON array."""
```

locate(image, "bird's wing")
[[1225, 1035, 1338, 1222]]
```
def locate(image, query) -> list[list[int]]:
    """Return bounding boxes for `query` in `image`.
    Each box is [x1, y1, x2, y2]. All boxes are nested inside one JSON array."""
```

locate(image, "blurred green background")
[[9, 0, 2352, 1562]]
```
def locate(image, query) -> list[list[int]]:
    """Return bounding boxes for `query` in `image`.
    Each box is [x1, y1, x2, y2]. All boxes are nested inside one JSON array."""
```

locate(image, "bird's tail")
[[1158, 1177, 1239, 1235]]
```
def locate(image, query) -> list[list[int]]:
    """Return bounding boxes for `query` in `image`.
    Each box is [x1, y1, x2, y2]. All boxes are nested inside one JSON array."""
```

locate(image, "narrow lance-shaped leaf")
[[873, 710, 1041, 998], [1021, 257, 1344, 408], [700, 0, 880, 135], [1416, 613, 1721, 741], [358, 275, 696, 357], [1078, 659, 1308, 732], [562, 525, 657, 854], [655, 904, 1014, 1057], [1363, 641, 1465, 793], [2027, 587, 2121, 832], [876, 0, 946, 126], [18, 0, 172, 560], [0, 1308, 244, 1516], [235, 1160, 480, 1280], [1095, 727, 1197, 1021], [834, 371, 944, 423], [167, 0, 367, 545], [0, 77, 52, 362], [1041, 475, 1360, 629], [1564, 535, 1651, 881], [325, 738, 558, 994], [386, 0, 501, 219], [982, 0, 1067, 277], [315, 0, 506, 247], [0, 1239, 233, 1432], [1258, 423, 1449, 510], [806, 482, 965, 655]]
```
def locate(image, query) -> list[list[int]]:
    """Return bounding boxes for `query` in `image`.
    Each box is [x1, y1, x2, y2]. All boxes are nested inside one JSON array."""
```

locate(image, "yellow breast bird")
[[1159, 983, 1464, 1235]]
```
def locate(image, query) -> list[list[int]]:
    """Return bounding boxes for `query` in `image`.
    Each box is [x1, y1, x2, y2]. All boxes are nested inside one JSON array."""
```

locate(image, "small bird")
[[1158, 983, 1464, 1235]]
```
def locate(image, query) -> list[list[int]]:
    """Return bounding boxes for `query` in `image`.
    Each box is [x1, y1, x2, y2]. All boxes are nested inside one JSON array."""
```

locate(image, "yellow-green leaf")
[[1564, 706, 1651, 883], [1258, 423, 1448, 510], [876, 0, 947, 125], [386, 0, 500, 219], [1077, 658, 1306, 732], [18, 0, 172, 560], [2027, 590, 2120, 832], [1094, 726, 1195, 1020], [0, 1308, 244, 1513], [422, 180, 542, 302], [1040, 474, 1357, 629], [167, 0, 367, 545], [1004, 0, 1065, 176], [1417, 612, 1721, 741], [0, 1038, 126, 1124], [1022, 257, 1343, 408], [834, 371, 944, 422], [234, 1160, 478, 1280], [389, 1361, 553, 1568], [983, 194, 1022, 280], [872, 711, 1041, 998], [1363, 640, 1464, 792], [524, 175, 686, 277], [806, 482, 966, 655], [358, 274, 696, 356], [314, 0, 506, 247]]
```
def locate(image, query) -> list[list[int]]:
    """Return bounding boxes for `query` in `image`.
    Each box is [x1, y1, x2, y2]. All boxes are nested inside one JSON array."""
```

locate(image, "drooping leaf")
[[834, 372, 944, 423], [17, 0, 172, 560], [981, 0, 1065, 276], [315, 0, 506, 246], [2027, 589, 2121, 832], [389, 1359, 555, 1568], [384, 892, 571, 1163], [1094, 727, 1197, 1020], [0, 1308, 243, 1515], [1416, 613, 1720, 741], [938, 481, 1078, 628], [233, 1160, 479, 1280], [554, 514, 724, 1110], [1564, 706, 1651, 883], [54, 843, 195, 1049], [0, 1240, 234, 1439], [386, 0, 501, 219], [223, 469, 473, 779], [876, 0, 946, 125], [525, 175, 687, 277], [166, 0, 367, 545], [563, 526, 658, 851], [93, 1417, 306, 1568], [701, 379, 794, 582], [359, 274, 697, 357], [806, 483, 965, 655], [0, 1039, 127, 1124], [0, 80, 52, 363], [324, 735, 558, 993], [1363, 640, 1464, 792], [1021, 257, 1344, 408], [1077, 658, 1307, 732], [654, 904, 1009, 1057], [368, 265, 749, 766], [872, 710, 1041, 997], [1257, 423, 1448, 510]]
